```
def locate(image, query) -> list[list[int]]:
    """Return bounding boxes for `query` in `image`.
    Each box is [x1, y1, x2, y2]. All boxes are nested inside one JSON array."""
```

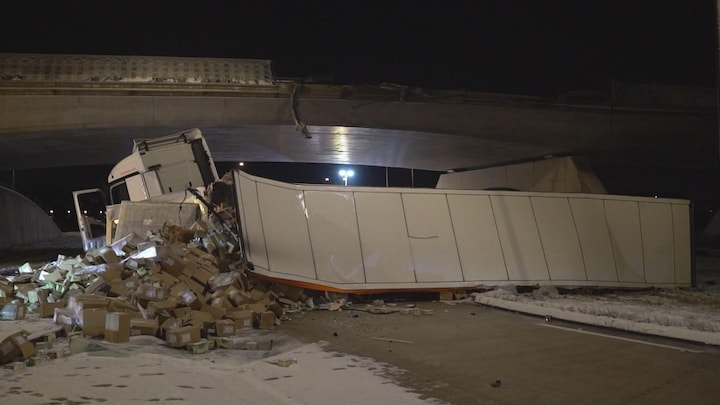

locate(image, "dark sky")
[[0, 0, 715, 95]]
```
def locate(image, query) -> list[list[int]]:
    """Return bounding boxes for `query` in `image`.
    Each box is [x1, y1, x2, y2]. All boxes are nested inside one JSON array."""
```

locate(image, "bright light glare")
[[238, 162, 245, 166], [347, 170, 354, 177], [49, 209, 54, 214], [324, 177, 330, 182], [339, 169, 346, 176]]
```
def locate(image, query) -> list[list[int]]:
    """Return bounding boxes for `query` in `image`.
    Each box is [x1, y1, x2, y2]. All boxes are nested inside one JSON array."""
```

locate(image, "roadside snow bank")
[[472, 286, 720, 346]]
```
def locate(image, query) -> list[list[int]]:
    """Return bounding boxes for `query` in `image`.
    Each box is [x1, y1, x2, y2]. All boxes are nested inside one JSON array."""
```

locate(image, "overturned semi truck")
[[75, 128, 694, 292]]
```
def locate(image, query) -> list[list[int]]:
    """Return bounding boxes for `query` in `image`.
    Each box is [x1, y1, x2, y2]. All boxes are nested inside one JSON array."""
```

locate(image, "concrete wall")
[[0, 186, 61, 249]]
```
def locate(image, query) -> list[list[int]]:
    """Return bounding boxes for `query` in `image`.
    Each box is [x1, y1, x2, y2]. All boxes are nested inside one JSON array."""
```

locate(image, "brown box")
[[166, 326, 201, 348], [179, 275, 206, 296], [0, 336, 20, 364], [173, 306, 193, 319], [136, 284, 168, 301], [130, 318, 159, 336], [160, 253, 186, 277], [81, 308, 108, 337], [225, 286, 247, 307], [10, 333, 36, 359], [102, 264, 124, 283], [149, 272, 180, 288], [438, 291, 454, 301], [99, 247, 120, 264], [281, 286, 304, 302], [187, 310, 215, 329], [214, 320, 235, 337], [226, 309, 254, 329], [104, 312, 132, 343], [39, 301, 66, 318], [201, 304, 226, 320], [257, 311, 276, 330], [68, 294, 110, 313], [191, 266, 213, 286], [174, 288, 201, 309], [148, 298, 180, 316], [160, 317, 179, 335], [249, 289, 267, 303], [108, 299, 139, 313]]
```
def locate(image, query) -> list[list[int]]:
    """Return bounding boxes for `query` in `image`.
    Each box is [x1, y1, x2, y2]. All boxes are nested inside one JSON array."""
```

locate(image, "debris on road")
[[0, 219, 315, 365]]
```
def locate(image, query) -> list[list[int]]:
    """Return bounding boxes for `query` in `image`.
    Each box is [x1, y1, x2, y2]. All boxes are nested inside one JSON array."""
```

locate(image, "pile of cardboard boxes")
[[1, 223, 308, 366]]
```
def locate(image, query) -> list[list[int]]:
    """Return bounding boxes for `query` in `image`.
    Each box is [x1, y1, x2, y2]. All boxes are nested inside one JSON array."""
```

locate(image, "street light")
[[338, 169, 354, 186]]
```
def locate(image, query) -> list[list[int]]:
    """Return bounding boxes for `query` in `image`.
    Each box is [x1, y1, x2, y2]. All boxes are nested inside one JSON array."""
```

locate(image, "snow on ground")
[[472, 254, 720, 345]]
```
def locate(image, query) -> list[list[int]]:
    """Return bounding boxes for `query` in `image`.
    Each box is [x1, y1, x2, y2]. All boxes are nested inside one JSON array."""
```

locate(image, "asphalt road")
[[281, 300, 720, 405]]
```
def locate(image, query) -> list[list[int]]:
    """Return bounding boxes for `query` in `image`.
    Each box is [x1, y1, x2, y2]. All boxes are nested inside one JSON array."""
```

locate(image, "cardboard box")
[[80, 308, 108, 337], [10, 333, 36, 359], [105, 312, 132, 343], [136, 284, 168, 301], [99, 247, 120, 264], [166, 326, 201, 348], [160, 253, 186, 277], [257, 311, 276, 330], [108, 299, 139, 313], [102, 264, 125, 283], [201, 304, 226, 320], [174, 289, 201, 309], [39, 301, 66, 318], [191, 266, 213, 286], [187, 310, 215, 330], [160, 317, 179, 335], [148, 298, 180, 316], [281, 286, 304, 302], [214, 320, 235, 337], [173, 306, 193, 319], [0, 336, 20, 364], [130, 318, 159, 336], [67, 294, 109, 314], [226, 309, 253, 329], [225, 286, 247, 307], [179, 275, 206, 297]]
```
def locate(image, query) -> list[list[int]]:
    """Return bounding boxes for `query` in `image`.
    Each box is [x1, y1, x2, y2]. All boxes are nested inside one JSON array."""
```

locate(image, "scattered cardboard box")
[[214, 320, 235, 337], [80, 308, 108, 337], [105, 312, 132, 343], [166, 325, 201, 348], [130, 318, 159, 336]]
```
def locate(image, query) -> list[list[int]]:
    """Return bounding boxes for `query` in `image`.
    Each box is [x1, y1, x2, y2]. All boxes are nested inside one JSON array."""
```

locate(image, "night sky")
[[0, 1, 715, 95], [1, 1, 718, 229]]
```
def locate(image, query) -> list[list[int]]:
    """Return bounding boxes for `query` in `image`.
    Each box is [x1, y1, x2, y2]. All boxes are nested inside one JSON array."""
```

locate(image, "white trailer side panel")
[[233, 170, 692, 291]]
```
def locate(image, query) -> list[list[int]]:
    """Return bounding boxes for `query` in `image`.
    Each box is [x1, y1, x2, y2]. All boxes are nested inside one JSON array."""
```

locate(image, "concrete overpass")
[[0, 53, 716, 173]]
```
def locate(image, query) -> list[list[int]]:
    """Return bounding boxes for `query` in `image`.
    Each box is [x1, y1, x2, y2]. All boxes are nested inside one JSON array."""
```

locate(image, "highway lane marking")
[[538, 323, 704, 353]]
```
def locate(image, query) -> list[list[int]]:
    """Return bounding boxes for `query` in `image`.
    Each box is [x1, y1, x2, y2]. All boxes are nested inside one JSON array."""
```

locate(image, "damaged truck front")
[[73, 128, 219, 251]]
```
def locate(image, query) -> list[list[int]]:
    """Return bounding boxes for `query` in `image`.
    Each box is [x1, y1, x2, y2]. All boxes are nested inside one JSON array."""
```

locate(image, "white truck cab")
[[74, 128, 219, 251]]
